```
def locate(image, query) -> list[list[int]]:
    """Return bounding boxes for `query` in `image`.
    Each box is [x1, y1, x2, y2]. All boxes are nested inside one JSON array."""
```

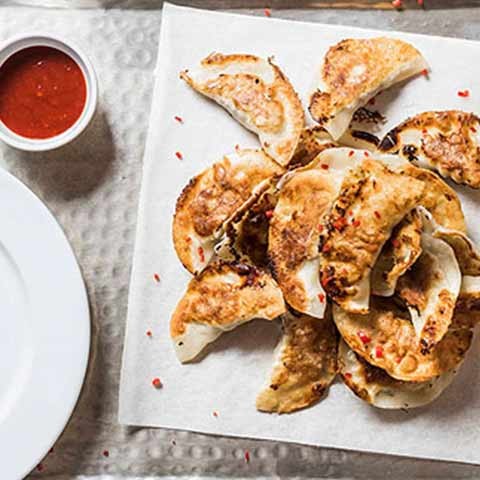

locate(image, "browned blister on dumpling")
[[309, 37, 427, 140], [256, 311, 337, 413], [181, 53, 304, 166], [379, 110, 480, 188]]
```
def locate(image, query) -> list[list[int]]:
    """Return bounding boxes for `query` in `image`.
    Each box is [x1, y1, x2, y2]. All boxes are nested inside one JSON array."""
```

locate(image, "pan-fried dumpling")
[[269, 162, 337, 318], [396, 208, 461, 353], [308, 38, 428, 140], [332, 298, 473, 383], [256, 311, 337, 413], [170, 262, 286, 363], [338, 340, 457, 410], [172, 149, 283, 274], [180, 53, 304, 166], [379, 111, 480, 188], [371, 210, 422, 297], [319, 158, 425, 313]]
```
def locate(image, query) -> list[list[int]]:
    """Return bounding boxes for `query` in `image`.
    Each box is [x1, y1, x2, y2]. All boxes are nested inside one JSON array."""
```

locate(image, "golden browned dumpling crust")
[[181, 53, 304, 166], [333, 298, 472, 383], [379, 111, 480, 188], [173, 149, 283, 274], [319, 159, 424, 312], [171, 261, 286, 362], [256, 311, 338, 413], [309, 37, 427, 139]]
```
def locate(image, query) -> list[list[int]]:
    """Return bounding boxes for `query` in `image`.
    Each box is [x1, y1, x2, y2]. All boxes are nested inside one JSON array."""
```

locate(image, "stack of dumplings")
[[169, 38, 480, 413]]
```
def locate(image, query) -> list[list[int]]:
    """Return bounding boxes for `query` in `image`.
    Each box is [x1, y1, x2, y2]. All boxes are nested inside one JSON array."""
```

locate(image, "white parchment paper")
[[119, 3, 480, 464]]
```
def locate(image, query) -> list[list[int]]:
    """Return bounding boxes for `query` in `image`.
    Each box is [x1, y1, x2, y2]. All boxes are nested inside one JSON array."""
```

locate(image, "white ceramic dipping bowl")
[[0, 34, 98, 152]]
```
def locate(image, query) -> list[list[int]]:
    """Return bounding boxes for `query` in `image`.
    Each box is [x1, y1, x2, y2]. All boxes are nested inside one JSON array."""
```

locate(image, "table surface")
[[1, 2, 480, 479]]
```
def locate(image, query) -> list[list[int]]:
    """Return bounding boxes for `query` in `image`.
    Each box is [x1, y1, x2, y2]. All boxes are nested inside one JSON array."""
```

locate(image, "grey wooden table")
[[1, 1, 480, 478]]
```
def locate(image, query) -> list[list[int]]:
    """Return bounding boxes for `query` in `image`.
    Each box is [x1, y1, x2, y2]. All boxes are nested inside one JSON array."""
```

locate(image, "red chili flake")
[[317, 224, 324, 233], [152, 377, 162, 388], [102, 450, 109, 458], [333, 216, 348, 231], [153, 273, 160, 283], [37, 463, 44, 471], [321, 275, 333, 288], [395, 356, 402, 363], [318, 293, 325, 303], [348, 150, 355, 157], [352, 219, 361, 228], [235, 144, 240, 150], [264, 8, 271, 17], [244, 450, 251, 463], [421, 68, 428, 76], [422, 128, 428, 134], [344, 372, 352, 380], [391, 238, 400, 248], [146, 330, 152, 337], [348, 210, 354, 217], [357, 331, 371, 345], [320, 163, 329, 170], [375, 345, 384, 358], [392, 0, 403, 7], [265, 210, 274, 219], [213, 411, 219, 417], [185, 236, 192, 244], [175, 151, 183, 160], [174, 115, 183, 123], [374, 211, 381, 219], [322, 244, 331, 254], [458, 90, 470, 98], [364, 151, 370, 157], [471, 127, 477, 133], [198, 246, 205, 263]]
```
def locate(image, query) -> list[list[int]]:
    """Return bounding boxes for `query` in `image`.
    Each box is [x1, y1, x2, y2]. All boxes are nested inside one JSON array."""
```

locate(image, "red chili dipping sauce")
[[0, 46, 87, 139]]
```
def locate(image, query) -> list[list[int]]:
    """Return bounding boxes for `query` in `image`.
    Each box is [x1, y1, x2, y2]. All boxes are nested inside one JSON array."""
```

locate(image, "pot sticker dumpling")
[[379, 111, 480, 188], [268, 162, 337, 318], [332, 298, 473, 383], [180, 53, 304, 166], [338, 340, 457, 410], [256, 311, 337, 414], [396, 209, 461, 353], [371, 210, 422, 297], [319, 158, 425, 313], [308, 37, 428, 140], [173, 149, 283, 274], [170, 262, 285, 363]]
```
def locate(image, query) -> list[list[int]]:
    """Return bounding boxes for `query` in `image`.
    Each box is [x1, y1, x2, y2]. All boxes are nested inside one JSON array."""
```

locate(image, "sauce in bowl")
[[0, 46, 87, 139]]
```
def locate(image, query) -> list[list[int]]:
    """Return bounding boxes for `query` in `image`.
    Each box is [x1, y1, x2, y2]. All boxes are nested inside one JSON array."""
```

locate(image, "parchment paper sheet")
[[120, 3, 480, 464]]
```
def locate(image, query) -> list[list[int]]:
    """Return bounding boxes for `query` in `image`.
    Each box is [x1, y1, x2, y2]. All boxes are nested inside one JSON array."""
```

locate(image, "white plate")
[[0, 168, 90, 479]]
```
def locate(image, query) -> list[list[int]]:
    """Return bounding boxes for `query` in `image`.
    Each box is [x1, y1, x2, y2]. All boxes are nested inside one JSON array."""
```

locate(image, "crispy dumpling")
[[319, 158, 425, 313], [170, 262, 286, 363], [379, 111, 480, 188], [457, 276, 480, 312], [180, 53, 304, 166], [396, 209, 461, 353], [172, 149, 283, 274], [371, 210, 422, 297], [269, 163, 337, 318], [308, 37, 428, 140], [256, 311, 337, 414], [338, 340, 457, 410], [332, 298, 472, 383]]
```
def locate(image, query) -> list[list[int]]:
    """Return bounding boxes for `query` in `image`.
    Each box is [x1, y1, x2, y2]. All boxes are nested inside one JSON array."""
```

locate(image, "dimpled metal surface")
[[0, 3, 479, 479]]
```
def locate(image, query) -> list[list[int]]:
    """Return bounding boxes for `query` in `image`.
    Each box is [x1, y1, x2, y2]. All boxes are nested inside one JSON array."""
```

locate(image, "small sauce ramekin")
[[0, 34, 98, 152]]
